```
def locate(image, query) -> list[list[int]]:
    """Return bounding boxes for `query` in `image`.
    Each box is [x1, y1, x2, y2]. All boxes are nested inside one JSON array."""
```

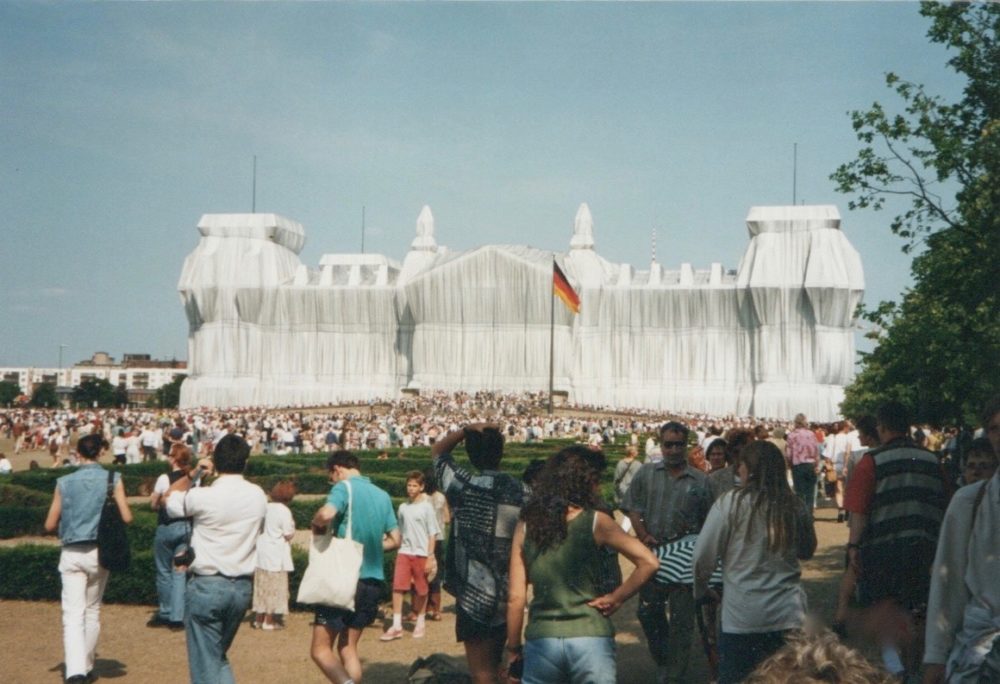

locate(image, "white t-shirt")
[[0, 457, 12, 474], [256, 502, 295, 572], [164, 475, 267, 577], [397, 499, 440, 557]]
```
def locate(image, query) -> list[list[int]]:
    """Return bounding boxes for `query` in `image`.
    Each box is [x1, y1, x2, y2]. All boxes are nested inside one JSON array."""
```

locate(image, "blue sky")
[[0, 2, 963, 368]]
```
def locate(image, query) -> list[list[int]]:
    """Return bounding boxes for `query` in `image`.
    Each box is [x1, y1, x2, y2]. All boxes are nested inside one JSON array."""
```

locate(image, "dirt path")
[[0, 511, 850, 684]]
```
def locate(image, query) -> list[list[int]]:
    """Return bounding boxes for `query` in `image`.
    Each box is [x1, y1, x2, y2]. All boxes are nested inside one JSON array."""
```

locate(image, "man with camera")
[[165, 433, 267, 684]]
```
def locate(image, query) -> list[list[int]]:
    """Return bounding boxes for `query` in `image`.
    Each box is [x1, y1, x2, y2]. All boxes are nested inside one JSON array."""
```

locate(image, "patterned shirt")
[[435, 450, 526, 627], [620, 462, 711, 543], [786, 427, 820, 466]]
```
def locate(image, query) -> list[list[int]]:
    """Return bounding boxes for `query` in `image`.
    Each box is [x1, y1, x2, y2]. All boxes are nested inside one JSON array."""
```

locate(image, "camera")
[[173, 546, 195, 567]]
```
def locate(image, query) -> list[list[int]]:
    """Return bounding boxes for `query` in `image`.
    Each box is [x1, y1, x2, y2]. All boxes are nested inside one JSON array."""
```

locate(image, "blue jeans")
[[154, 522, 189, 622], [791, 464, 817, 511], [185, 575, 252, 684], [718, 630, 788, 684], [523, 636, 616, 684]]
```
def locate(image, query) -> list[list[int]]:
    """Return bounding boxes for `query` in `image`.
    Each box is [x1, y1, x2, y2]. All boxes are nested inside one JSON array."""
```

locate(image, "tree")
[[72, 377, 118, 408], [113, 383, 129, 408], [31, 382, 59, 408], [154, 375, 184, 409], [832, 2, 1000, 426], [0, 381, 20, 407]]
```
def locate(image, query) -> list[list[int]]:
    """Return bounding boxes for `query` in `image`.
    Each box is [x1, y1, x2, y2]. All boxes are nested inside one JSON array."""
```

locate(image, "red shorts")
[[392, 553, 428, 595]]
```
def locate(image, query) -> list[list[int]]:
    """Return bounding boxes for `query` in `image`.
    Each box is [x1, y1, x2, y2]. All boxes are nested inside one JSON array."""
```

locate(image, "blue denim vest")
[[57, 463, 118, 546]]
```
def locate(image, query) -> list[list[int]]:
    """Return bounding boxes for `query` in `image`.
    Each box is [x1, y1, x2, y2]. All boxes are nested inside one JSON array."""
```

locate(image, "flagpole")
[[548, 257, 555, 415]]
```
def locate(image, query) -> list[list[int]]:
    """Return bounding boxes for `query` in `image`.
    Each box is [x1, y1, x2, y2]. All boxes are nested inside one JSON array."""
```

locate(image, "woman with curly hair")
[[504, 446, 657, 683], [744, 629, 895, 683], [693, 440, 817, 684]]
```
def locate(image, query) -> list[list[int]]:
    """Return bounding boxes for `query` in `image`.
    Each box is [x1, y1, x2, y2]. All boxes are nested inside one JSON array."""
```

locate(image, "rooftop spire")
[[570, 202, 595, 250], [410, 205, 437, 251]]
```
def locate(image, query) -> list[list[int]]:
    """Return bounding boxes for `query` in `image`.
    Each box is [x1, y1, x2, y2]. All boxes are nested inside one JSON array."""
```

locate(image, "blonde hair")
[[744, 630, 895, 684]]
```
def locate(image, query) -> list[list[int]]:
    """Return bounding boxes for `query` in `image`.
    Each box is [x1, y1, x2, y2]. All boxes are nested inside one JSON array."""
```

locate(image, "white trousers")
[[59, 545, 109, 678]]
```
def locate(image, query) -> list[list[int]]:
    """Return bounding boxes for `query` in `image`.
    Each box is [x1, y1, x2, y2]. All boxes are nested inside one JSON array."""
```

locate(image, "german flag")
[[553, 261, 581, 314]]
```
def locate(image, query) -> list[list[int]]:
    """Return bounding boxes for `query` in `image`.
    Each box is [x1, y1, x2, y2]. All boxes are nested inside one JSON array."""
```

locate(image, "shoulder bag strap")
[[615, 460, 638, 487], [342, 478, 354, 543], [105, 470, 115, 501]]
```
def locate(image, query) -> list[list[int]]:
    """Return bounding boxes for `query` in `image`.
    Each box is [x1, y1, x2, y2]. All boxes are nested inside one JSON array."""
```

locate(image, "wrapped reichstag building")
[[178, 204, 863, 420]]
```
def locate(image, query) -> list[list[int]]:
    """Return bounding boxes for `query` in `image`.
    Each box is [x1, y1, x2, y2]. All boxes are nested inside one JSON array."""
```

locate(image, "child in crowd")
[[253, 480, 296, 630], [381, 470, 440, 640]]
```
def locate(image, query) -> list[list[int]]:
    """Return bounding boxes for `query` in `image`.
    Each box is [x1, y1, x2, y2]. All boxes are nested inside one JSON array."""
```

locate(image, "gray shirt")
[[613, 458, 641, 502], [620, 462, 710, 542], [707, 466, 737, 502], [693, 489, 816, 633]]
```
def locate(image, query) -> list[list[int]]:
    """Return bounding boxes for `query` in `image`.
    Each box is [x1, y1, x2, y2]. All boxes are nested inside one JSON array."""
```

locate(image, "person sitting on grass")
[[381, 470, 440, 641]]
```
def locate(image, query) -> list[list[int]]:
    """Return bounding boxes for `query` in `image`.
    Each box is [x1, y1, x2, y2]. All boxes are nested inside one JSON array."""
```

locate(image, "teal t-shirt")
[[326, 475, 398, 580]]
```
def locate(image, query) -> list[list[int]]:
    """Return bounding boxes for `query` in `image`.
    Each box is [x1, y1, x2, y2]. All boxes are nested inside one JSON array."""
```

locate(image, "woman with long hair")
[[148, 442, 194, 628], [693, 440, 817, 684], [505, 446, 658, 683]]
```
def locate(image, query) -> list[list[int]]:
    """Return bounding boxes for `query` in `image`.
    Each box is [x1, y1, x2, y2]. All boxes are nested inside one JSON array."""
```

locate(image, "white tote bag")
[[297, 479, 364, 611]]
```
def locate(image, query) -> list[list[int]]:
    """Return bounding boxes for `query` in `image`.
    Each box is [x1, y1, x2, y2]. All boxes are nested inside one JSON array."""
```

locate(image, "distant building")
[[178, 204, 863, 420], [0, 352, 186, 406]]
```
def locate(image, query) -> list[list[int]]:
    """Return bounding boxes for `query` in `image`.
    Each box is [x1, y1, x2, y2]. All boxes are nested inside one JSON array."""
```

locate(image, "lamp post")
[[58, 344, 68, 387]]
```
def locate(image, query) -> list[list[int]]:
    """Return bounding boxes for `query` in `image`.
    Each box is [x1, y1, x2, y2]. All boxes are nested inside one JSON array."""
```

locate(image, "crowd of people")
[[6, 391, 998, 683]]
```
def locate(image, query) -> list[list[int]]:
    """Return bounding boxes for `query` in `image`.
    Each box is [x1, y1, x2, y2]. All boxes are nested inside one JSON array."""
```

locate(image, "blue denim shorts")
[[523, 636, 616, 684]]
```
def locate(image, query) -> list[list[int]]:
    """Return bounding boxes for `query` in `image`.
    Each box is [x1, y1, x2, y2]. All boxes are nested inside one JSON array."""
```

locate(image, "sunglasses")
[[661, 440, 686, 449]]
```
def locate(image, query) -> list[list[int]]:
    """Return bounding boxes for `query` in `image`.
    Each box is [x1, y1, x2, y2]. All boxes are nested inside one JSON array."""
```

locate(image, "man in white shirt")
[[165, 434, 267, 684], [140, 425, 162, 462]]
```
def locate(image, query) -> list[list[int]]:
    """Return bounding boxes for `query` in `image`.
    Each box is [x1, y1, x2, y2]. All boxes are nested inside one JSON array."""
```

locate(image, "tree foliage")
[[0, 381, 19, 407], [833, 2, 1000, 426], [154, 374, 184, 409], [30, 383, 58, 409], [71, 377, 119, 408]]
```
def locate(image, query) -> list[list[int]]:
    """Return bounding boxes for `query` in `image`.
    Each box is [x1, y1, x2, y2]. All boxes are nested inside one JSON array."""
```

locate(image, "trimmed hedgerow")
[[0, 540, 396, 608], [0, 482, 53, 506], [0, 544, 158, 604], [10, 467, 164, 497], [0, 506, 47, 538]]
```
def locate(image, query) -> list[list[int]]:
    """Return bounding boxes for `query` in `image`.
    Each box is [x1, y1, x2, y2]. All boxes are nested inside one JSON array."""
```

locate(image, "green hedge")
[[0, 544, 158, 604], [0, 541, 394, 608], [0, 506, 47, 538], [10, 467, 167, 497], [0, 505, 159, 543], [0, 482, 53, 506], [0, 438, 630, 604]]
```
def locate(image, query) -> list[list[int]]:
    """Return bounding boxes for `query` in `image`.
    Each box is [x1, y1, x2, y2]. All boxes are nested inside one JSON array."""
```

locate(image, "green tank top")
[[523, 509, 614, 640]]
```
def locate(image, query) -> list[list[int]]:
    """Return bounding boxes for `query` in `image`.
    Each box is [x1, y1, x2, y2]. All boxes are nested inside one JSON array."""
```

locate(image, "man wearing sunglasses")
[[621, 421, 711, 683]]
